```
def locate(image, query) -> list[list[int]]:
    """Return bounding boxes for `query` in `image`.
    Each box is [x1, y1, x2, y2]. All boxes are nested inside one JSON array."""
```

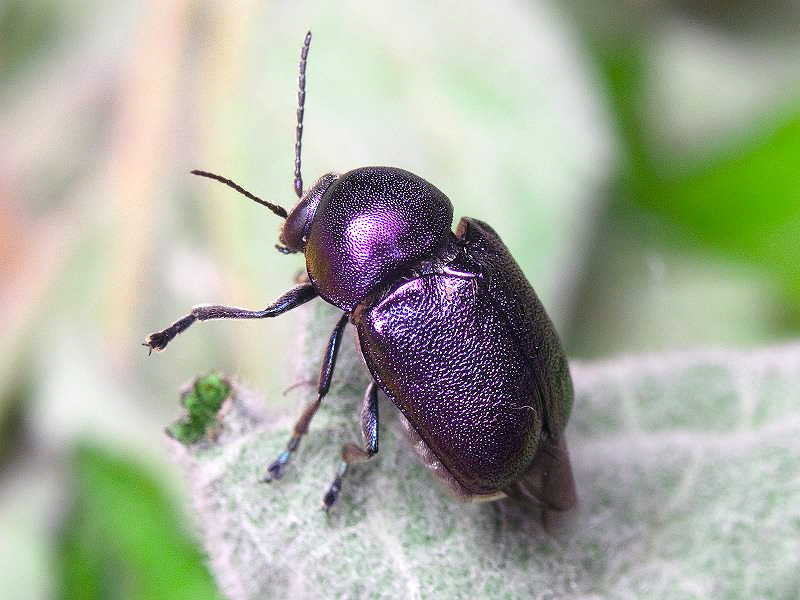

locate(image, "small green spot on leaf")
[[167, 374, 230, 445]]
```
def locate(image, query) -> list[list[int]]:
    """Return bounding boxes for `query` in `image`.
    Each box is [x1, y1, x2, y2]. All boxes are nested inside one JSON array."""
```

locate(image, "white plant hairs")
[[170, 299, 800, 599]]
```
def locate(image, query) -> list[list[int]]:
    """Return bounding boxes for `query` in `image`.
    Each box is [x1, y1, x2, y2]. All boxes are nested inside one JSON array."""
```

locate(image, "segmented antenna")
[[294, 31, 312, 198], [191, 170, 288, 219]]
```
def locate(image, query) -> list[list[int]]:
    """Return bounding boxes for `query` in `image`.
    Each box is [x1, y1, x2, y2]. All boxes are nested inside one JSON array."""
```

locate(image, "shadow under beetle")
[[145, 31, 577, 529]]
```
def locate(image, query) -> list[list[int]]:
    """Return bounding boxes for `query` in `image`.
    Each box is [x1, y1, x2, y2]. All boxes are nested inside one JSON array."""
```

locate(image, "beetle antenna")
[[294, 30, 312, 198], [190, 170, 288, 219]]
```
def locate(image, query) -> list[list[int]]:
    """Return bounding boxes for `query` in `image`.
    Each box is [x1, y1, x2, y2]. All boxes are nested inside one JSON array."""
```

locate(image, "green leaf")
[[591, 36, 800, 302], [640, 111, 800, 298], [58, 445, 221, 600], [171, 302, 800, 599], [167, 374, 231, 445]]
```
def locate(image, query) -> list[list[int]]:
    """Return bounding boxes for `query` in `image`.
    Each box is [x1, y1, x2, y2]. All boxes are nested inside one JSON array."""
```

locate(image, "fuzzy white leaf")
[[169, 302, 800, 599]]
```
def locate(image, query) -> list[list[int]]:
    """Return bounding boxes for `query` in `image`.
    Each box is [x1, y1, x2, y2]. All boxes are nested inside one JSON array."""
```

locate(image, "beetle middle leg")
[[262, 312, 350, 481], [322, 380, 379, 511]]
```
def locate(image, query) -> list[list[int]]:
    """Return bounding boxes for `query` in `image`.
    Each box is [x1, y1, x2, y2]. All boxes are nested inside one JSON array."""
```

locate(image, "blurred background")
[[1, 1, 799, 598]]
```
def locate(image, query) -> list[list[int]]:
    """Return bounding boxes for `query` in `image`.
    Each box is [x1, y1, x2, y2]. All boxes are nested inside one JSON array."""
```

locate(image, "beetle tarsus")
[[144, 330, 170, 351], [263, 452, 290, 482], [143, 329, 173, 353], [322, 462, 347, 511], [321, 479, 342, 511], [144, 313, 198, 353], [262, 434, 301, 482]]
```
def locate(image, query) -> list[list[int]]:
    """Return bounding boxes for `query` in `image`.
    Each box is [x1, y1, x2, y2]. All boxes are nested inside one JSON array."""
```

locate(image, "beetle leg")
[[322, 380, 379, 511], [143, 283, 317, 353], [263, 312, 350, 482], [274, 244, 297, 254]]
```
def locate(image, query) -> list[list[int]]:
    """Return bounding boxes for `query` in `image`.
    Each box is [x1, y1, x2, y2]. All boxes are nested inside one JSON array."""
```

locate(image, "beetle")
[[145, 31, 577, 528]]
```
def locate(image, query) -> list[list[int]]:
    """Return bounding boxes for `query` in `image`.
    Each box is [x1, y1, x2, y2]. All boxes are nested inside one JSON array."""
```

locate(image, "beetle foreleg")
[[263, 312, 350, 482], [322, 380, 379, 511], [143, 283, 317, 353]]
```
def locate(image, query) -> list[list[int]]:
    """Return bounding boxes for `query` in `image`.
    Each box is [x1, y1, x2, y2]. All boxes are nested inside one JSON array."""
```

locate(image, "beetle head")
[[279, 172, 339, 252]]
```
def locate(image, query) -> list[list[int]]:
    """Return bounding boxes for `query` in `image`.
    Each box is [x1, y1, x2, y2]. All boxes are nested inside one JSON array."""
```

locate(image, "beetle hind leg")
[[322, 381, 379, 511]]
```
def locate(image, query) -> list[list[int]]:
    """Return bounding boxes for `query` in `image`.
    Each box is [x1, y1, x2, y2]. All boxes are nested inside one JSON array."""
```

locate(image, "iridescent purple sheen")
[[303, 167, 453, 311], [353, 217, 572, 494]]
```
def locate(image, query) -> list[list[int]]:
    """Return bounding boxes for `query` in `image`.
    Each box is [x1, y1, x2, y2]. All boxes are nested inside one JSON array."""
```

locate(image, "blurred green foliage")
[[598, 39, 800, 303], [640, 112, 800, 299], [565, 24, 800, 354], [58, 445, 219, 600], [0, 2, 58, 80]]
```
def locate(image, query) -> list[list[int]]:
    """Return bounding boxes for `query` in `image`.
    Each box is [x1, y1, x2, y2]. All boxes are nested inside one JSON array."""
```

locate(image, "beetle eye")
[[280, 172, 340, 251]]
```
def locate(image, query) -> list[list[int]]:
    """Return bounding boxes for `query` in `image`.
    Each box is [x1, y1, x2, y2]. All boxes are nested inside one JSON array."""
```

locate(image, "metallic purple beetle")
[[145, 32, 576, 527]]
